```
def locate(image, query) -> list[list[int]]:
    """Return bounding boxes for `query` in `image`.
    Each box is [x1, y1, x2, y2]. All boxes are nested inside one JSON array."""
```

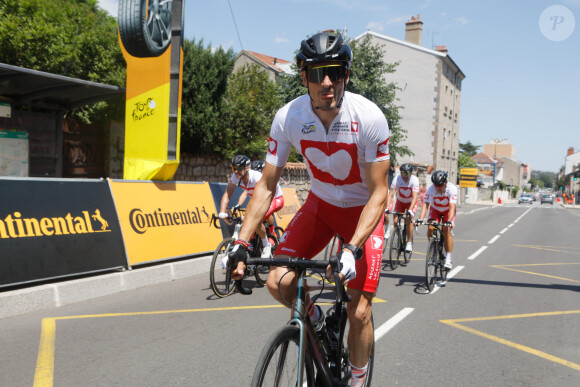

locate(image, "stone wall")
[[175, 154, 311, 204]]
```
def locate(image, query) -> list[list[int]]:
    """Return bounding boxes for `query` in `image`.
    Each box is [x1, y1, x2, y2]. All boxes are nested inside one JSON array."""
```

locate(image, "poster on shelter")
[[0, 129, 28, 177]]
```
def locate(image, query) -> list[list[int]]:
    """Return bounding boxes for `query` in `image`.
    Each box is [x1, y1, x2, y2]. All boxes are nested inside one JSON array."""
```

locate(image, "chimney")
[[567, 147, 575, 156], [435, 45, 448, 54], [405, 14, 423, 45]]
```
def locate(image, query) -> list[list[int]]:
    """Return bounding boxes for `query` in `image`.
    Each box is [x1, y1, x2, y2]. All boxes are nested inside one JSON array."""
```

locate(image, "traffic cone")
[[498, 197, 502, 204]]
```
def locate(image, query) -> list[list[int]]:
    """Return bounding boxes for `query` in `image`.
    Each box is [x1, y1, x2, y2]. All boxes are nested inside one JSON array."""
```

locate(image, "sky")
[[99, 0, 579, 173]]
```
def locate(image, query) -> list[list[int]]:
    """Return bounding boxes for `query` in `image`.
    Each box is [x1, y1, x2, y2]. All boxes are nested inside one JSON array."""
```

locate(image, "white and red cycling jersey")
[[268, 91, 390, 293], [229, 169, 283, 199], [391, 174, 420, 213], [424, 182, 458, 222], [230, 169, 284, 219], [266, 91, 390, 208]]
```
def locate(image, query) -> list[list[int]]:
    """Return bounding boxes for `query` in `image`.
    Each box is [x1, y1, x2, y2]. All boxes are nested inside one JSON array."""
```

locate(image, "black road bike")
[[417, 217, 454, 292], [209, 207, 281, 297], [386, 211, 414, 270], [232, 256, 374, 386]]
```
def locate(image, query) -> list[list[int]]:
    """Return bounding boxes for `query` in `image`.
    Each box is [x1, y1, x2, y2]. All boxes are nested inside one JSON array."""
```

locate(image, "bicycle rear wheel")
[[324, 235, 341, 261], [210, 238, 236, 298], [389, 229, 401, 270], [402, 228, 412, 264], [254, 264, 269, 287], [425, 240, 438, 292], [251, 325, 315, 387]]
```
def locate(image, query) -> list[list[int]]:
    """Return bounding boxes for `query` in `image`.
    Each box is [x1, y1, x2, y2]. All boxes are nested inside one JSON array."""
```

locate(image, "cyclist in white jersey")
[[228, 31, 389, 387], [385, 163, 420, 252], [218, 155, 284, 258], [417, 170, 457, 269]]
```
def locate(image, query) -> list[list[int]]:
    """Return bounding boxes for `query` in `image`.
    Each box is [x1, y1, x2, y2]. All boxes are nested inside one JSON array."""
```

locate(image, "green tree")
[[218, 64, 281, 159], [458, 153, 477, 169], [459, 141, 481, 156], [0, 0, 126, 122], [180, 39, 234, 155]]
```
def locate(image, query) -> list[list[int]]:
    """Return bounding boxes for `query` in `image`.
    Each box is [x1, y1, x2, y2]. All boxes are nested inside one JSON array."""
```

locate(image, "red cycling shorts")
[[394, 200, 418, 214], [427, 208, 456, 223], [277, 193, 384, 293], [264, 195, 284, 220]]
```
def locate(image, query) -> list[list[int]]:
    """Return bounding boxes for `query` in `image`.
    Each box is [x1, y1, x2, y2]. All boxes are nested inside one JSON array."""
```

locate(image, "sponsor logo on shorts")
[[371, 235, 383, 250]]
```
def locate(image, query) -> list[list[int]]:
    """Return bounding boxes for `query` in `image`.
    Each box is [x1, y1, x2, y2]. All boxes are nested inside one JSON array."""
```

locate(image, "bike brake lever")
[[235, 279, 253, 295]]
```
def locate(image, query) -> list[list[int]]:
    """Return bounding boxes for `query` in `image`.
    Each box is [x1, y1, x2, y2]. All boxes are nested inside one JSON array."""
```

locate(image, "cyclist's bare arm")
[[418, 201, 429, 221], [219, 183, 237, 214], [346, 159, 390, 249], [409, 190, 419, 214], [447, 203, 456, 227], [237, 190, 248, 207], [385, 182, 396, 210]]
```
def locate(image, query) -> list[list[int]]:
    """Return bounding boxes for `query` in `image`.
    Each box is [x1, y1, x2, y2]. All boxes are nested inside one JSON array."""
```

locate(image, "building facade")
[[483, 139, 516, 160], [354, 15, 465, 183], [233, 50, 294, 82]]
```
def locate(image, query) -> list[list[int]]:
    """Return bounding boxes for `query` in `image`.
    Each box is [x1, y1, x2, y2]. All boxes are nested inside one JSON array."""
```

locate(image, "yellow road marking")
[[513, 244, 580, 255], [492, 263, 580, 283], [441, 310, 580, 371], [33, 318, 56, 387]]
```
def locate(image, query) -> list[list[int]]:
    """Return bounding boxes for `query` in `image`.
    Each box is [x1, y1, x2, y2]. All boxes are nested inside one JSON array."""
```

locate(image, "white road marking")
[[375, 307, 414, 341], [499, 227, 509, 234], [488, 235, 500, 244], [467, 246, 488, 260]]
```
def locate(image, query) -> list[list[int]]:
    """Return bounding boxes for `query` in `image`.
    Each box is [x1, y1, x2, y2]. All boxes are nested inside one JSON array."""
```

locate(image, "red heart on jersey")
[[300, 140, 362, 186], [434, 197, 449, 206], [399, 187, 411, 197]]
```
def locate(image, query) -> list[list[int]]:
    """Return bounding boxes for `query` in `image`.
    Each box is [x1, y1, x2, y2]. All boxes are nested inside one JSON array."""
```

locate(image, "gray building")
[[355, 15, 465, 183]]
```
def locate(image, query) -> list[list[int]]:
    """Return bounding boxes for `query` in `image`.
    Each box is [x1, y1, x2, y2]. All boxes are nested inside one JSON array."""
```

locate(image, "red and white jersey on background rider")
[[424, 182, 458, 212], [229, 169, 283, 198], [390, 174, 420, 204], [265, 91, 390, 206]]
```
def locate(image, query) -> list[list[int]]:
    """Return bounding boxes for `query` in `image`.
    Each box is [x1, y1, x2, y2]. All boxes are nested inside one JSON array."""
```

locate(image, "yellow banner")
[[460, 167, 478, 176], [120, 35, 182, 181], [460, 180, 477, 188], [110, 181, 222, 266], [274, 187, 302, 229]]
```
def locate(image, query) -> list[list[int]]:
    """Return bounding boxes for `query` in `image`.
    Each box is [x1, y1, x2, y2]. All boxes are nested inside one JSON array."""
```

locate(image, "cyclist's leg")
[[407, 202, 418, 243], [266, 194, 333, 304], [442, 212, 455, 256]]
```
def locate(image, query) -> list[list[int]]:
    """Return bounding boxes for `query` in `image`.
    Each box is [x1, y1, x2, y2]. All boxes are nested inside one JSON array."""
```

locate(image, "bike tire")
[[251, 325, 316, 387], [254, 264, 269, 287], [118, 0, 172, 58], [439, 246, 448, 282], [389, 229, 401, 270], [209, 238, 236, 298], [402, 227, 412, 264], [425, 240, 437, 292]]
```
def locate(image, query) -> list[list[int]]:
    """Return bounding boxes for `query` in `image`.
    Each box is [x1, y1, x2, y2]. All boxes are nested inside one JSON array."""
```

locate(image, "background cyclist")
[[383, 163, 396, 240], [228, 31, 389, 387], [218, 155, 284, 258], [385, 163, 420, 252], [416, 170, 457, 269]]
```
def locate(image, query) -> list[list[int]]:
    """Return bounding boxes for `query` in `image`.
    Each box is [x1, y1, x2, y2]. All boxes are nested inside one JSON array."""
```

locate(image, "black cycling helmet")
[[296, 31, 352, 70], [400, 163, 413, 174], [431, 170, 448, 186], [231, 154, 250, 168], [251, 160, 265, 172]]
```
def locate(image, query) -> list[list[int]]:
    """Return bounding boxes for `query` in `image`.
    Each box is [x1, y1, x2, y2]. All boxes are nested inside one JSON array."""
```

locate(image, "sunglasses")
[[307, 65, 346, 83], [401, 172, 411, 177], [232, 166, 245, 172]]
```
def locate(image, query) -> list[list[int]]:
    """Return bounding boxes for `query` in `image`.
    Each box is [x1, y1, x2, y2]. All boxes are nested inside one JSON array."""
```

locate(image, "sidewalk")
[[0, 254, 212, 320]]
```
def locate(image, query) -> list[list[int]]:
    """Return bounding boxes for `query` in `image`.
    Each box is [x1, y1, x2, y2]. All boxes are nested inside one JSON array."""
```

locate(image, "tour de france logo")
[[131, 97, 156, 122]]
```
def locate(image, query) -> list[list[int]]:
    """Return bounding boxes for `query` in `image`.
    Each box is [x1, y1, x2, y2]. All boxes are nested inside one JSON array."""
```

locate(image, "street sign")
[[460, 167, 478, 188]]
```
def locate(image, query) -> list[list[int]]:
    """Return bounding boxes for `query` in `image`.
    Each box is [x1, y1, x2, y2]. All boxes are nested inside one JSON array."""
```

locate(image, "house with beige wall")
[[354, 15, 465, 183]]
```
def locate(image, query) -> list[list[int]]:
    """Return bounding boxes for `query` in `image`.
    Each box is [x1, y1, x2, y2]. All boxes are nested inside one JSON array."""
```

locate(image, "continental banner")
[[0, 178, 127, 288], [274, 187, 302, 229], [110, 180, 222, 266]]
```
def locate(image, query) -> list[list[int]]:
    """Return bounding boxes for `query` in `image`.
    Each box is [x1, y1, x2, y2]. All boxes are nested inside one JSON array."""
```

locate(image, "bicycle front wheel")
[[251, 325, 315, 387], [254, 264, 270, 287], [324, 235, 340, 261], [389, 229, 401, 270], [210, 238, 236, 298], [425, 240, 438, 292], [439, 246, 448, 282]]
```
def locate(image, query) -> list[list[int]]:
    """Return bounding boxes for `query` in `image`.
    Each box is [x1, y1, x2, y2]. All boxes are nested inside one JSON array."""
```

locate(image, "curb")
[[0, 255, 212, 320]]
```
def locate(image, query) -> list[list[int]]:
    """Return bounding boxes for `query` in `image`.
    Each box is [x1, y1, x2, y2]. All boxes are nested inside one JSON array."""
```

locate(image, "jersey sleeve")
[[265, 109, 293, 168], [229, 172, 239, 185], [412, 176, 420, 192], [424, 185, 434, 204], [449, 184, 458, 204], [362, 103, 390, 163]]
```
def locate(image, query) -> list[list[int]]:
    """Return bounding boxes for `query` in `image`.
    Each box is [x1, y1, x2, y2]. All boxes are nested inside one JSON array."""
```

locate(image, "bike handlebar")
[[231, 256, 350, 303]]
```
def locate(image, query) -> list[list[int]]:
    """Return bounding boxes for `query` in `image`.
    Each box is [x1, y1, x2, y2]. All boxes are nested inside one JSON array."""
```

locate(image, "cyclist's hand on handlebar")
[[218, 212, 228, 219], [385, 209, 391, 214], [227, 242, 248, 280], [444, 220, 455, 229], [232, 204, 241, 211], [415, 219, 423, 226], [327, 250, 356, 282], [407, 210, 415, 218]]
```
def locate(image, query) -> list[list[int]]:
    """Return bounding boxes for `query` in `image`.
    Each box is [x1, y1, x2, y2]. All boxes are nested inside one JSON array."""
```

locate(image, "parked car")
[[518, 194, 534, 204], [540, 194, 554, 204]]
